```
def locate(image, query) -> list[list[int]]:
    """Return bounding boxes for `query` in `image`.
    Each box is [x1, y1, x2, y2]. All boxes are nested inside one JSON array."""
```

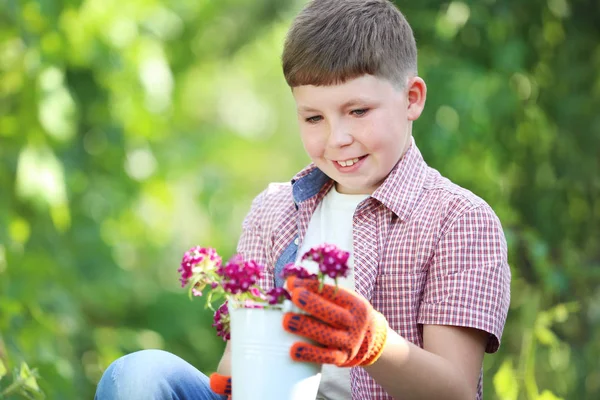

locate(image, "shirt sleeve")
[[236, 189, 275, 293], [418, 204, 511, 353]]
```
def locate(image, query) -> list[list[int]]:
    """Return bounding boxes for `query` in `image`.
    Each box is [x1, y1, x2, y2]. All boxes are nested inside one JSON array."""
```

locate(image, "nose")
[[328, 121, 353, 148]]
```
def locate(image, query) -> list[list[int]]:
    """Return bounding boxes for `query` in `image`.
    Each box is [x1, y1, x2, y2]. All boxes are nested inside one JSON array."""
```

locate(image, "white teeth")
[[336, 157, 360, 167]]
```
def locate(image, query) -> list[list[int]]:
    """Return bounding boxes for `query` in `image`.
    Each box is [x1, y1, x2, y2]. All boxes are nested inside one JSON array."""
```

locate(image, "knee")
[[95, 349, 205, 400]]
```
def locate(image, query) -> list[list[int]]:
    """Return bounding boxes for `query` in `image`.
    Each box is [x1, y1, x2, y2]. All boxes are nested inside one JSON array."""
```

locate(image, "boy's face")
[[292, 74, 426, 194]]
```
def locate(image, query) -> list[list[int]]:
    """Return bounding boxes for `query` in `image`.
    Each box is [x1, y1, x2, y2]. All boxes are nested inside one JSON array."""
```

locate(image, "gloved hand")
[[209, 373, 232, 399], [283, 276, 389, 367]]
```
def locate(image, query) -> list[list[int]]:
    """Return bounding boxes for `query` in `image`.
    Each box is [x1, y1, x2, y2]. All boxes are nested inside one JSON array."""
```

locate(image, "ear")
[[406, 76, 427, 121]]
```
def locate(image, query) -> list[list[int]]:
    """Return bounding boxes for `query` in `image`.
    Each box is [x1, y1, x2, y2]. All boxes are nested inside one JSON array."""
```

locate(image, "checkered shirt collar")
[[290, 137, 428, 221]]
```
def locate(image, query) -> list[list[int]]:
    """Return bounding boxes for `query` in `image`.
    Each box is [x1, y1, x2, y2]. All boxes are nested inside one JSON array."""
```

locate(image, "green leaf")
[[493, 359, 519, 400], [537, 390, 564, 400], [535, 326, 558, 346], [19, 363, 40, 392], [0, 359, 6, 380]]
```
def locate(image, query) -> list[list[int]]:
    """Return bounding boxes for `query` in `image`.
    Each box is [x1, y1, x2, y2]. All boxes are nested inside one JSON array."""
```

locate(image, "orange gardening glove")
[[209, 373, 232, 399], [283, 276, 389, 367]]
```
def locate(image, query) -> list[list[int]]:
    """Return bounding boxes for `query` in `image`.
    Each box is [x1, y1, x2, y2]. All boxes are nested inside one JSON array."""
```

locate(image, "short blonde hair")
[[282, 0, 417, 88]]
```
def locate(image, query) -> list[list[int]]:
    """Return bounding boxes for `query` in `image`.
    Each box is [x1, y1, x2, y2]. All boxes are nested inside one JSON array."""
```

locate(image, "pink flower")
[[179, 243, 351, 341], [266, 287, 291, 305], [302, 244, 350, 279], [212, 302, 230, 341], [217, 255, 264, 295], [178, 246, 221, 288], [250, 287, 266, 300], [280, 263, 318, 280]]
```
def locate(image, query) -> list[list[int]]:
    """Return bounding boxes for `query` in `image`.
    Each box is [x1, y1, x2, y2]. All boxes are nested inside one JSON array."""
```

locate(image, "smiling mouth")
[[335, 155, 366, 167]]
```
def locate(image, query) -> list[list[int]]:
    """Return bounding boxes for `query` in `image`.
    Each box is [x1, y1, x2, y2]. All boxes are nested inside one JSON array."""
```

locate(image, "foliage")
[[0, 358, 44, 400], [0, 0, 598, 398]]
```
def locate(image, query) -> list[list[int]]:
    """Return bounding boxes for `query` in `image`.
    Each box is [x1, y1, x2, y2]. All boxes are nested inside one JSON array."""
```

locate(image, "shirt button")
[[294, 238, 299, 245]]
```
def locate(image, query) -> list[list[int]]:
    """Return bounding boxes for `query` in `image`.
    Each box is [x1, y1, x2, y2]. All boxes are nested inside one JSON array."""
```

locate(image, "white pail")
[[229, 300, 321, 400]]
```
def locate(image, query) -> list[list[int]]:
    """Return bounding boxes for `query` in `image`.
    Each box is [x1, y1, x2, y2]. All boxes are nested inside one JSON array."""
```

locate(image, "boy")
[[95, 0, 510, 399]]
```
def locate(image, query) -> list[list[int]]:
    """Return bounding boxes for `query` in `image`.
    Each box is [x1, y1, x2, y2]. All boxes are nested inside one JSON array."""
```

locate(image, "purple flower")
[[280, 263, 318, 280], [212, 302, 230, 341], [217, 255, 264, 295], [301, 244, 350, 279], [178, 246, 222, 288], [266, 287, 291, 305]]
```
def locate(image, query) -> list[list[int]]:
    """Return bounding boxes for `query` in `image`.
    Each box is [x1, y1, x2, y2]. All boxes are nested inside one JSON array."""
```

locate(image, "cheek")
[[366, 117, 403, 151], [300, 130, 326, 158], [358, 119, 386, 150]]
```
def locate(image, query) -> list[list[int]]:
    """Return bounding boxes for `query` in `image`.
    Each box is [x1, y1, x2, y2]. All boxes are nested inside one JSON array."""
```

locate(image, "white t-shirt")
[[295, 185, 369, 400]]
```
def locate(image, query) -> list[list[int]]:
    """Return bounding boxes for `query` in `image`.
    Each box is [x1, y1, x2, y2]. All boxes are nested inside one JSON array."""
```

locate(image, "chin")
[[338, 183, 373, 195]]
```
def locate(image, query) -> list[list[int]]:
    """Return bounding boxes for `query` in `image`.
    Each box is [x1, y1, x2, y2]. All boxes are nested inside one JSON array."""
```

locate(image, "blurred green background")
[[1, 0, 599, 398]]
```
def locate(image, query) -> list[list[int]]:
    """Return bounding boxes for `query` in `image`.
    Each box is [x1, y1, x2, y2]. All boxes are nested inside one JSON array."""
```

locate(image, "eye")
[[305, 115, 323, 124], [351, 108, 369, 117]]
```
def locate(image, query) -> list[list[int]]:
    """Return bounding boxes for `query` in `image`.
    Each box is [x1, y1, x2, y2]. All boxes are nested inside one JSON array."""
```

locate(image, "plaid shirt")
[[237, 139, 511, 400]]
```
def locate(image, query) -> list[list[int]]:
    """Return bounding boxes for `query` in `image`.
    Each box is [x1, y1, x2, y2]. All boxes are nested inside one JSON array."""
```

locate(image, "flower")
[[266, 287, 292, 305], [216, 255, 264, 294], [280, 263, 318, 280], [302, 243, 350, 279], [179, 243, 350, 341], [212, 302, 230, 341], [179, 246, 221, 285], [250, 287, 266, 300], [178, 246, 222, 296]]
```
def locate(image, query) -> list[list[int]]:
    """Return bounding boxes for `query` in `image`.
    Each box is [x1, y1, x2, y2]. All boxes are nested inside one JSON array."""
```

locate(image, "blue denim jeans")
[[95, 349, 227, 400]]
